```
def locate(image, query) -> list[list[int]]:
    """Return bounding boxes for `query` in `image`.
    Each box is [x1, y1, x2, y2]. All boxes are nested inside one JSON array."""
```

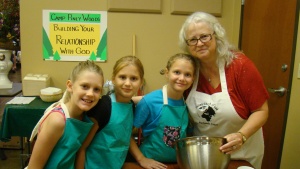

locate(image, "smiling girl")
[[76, 56, 144, 169], [27, 60, 104, 169], [129, 53, 197, 169]]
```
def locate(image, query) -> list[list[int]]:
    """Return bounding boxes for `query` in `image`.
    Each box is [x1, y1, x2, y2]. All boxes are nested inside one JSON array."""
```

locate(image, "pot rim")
[[175, 136, 228, 145]]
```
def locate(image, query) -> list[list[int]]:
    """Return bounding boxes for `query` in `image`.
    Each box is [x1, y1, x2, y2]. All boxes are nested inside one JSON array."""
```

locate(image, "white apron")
[[186, 61, 264, 169]]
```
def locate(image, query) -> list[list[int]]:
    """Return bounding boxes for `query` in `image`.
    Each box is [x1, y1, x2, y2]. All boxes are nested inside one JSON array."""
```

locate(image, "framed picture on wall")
[[42, 10, 107, 62]]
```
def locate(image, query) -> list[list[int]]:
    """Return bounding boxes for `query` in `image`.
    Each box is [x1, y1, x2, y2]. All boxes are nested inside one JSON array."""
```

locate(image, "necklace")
[[199, 65, 216, 84]]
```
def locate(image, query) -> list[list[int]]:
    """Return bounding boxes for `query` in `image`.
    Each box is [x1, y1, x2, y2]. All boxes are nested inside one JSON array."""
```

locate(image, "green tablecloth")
[[0, 97, 53, 142]]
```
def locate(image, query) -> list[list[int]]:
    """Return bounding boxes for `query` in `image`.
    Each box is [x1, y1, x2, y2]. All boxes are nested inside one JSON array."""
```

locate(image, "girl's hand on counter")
[[138, 157, 167, 169]]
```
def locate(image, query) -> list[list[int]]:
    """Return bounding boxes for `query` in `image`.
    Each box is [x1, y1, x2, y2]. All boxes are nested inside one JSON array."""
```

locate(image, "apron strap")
[[218, 60, 228, 92], [29, 90, 69, 141], [163, 85, 168, 105], [162, 85, 185, 105]]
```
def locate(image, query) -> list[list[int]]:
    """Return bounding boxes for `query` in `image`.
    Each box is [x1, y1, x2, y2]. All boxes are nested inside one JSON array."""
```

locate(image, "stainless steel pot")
[[175, 136, 230, 169]]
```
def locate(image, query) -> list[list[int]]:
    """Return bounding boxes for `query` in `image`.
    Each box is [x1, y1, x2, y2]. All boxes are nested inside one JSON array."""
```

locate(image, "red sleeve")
[[227, 54, 269, 118]]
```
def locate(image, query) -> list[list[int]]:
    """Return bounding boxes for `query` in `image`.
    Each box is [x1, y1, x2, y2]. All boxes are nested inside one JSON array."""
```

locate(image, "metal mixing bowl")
[[175, 136, 230, 169]]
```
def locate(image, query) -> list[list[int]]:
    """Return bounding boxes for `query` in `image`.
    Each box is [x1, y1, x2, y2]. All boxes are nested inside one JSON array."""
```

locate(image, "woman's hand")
[[220, 101, 269, 154], [219, 132, 244, 154]]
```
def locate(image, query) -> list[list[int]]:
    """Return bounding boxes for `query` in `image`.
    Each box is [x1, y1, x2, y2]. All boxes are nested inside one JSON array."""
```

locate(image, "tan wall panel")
[[108, 0, 162, 13], [171, 0, 222, 16]]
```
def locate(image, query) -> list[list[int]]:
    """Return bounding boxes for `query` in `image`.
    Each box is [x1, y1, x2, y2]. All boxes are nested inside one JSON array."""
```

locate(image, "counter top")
[[123, 160, 253, 169]]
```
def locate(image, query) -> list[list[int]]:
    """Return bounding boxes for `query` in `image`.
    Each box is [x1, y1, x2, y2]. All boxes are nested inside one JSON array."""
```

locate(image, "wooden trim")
[[170, 0, 222, 16], [107, 0, 162, 13]]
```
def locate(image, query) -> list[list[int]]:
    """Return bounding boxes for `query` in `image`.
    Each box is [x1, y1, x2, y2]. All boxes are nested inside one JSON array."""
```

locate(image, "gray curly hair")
[[178, 12, 240, 66]]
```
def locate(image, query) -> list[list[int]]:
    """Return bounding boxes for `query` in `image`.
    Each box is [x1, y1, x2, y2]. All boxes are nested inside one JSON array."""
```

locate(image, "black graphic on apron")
[[200, 106, 216, 122]]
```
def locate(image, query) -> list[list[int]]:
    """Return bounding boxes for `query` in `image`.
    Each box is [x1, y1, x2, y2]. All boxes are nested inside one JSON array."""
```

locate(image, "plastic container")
[[40, 87, 62, 102]]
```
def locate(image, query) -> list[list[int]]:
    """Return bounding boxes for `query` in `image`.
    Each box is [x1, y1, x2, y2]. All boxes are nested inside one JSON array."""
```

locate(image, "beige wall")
[[20, 0, 241, 93], [20, 0, 300, 168], [280, 11, 300, 169]]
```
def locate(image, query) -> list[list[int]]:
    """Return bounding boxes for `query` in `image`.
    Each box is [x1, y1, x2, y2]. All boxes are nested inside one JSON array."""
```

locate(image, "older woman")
[[179, 12, 269, 169]]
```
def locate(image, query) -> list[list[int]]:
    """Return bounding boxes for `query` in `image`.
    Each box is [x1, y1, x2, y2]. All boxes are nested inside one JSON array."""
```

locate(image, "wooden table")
[[123, 160, 253, 169]]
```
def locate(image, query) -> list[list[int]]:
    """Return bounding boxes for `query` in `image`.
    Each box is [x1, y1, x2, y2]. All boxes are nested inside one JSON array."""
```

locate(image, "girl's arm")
[[75, 117, 99, 169], [129, 128, 167, 169], [27, 113, 65, 169], [132, 96, 143, 104]]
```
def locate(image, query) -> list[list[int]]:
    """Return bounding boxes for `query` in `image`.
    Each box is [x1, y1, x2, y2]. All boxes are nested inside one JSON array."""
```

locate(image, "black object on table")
[[0, 148, 7, 160]]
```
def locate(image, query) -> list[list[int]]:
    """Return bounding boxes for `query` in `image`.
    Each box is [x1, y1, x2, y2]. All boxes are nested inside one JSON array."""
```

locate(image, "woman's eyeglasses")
[[186, 33, 214, 46]]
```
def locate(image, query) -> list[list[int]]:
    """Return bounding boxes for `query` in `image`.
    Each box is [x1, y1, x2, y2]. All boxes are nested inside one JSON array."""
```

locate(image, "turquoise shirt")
[[85, 93, 134, 169]]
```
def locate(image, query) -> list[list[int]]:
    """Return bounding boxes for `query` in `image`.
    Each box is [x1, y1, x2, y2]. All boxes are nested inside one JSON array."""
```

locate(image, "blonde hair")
[[64, 60, 104, 102], [112, 55, 144, 80], [164, 53, 197, 75]]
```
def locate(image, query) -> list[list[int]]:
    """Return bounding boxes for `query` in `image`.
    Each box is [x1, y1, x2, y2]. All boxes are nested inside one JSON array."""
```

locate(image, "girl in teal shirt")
[[27, 60, 104, 169], [129, 53, 197, 169], [76, 56, 144, 169]]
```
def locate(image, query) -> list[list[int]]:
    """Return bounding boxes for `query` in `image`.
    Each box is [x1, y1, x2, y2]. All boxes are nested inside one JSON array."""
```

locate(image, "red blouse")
[[185, 53, 269, 119]]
